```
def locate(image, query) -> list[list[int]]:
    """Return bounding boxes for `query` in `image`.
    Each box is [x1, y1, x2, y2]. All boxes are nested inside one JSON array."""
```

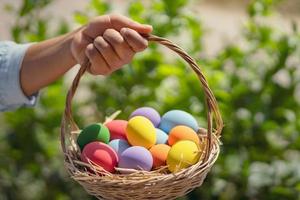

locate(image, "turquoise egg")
[[159, 110, 198, 133], [155, 128, 168, 144]]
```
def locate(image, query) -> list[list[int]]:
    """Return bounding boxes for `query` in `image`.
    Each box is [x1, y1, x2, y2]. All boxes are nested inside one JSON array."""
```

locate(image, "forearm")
[[19, 14, 152, 97], [20, 29, 79, 96]]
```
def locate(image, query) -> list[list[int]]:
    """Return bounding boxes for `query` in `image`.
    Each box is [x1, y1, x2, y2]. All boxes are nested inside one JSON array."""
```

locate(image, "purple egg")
[[118, 146, 153, 171], [108, 139, 130, 157], [129, 107, 161, 127]]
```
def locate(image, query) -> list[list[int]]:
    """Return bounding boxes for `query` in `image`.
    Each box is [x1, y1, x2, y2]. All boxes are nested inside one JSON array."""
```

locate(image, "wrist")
[[62, 30, 78, 68], [20, 30, 82, 96], [70, 25, 89, 65]]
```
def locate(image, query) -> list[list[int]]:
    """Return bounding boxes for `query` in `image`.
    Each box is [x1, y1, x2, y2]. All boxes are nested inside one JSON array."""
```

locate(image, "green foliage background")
[[0, 0, 300, 199]]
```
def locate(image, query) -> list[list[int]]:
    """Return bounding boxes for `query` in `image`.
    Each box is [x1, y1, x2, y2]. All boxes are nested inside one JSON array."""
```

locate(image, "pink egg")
[[105, 120, 128, 141], [81, 141, 118, 173]]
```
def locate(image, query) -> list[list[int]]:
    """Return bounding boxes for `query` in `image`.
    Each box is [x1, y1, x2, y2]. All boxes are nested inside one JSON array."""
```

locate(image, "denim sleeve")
[[0, 41, 38, 112]]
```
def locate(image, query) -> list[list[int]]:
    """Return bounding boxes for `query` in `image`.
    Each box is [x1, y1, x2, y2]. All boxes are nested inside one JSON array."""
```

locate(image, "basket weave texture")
[[60, 34, 224, 200]]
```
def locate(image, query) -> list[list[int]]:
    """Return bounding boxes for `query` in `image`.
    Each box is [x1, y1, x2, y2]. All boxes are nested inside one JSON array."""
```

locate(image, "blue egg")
[[159, 110, 199, 133], [155, 128, 168, 144], [108, 139, 131, 157]]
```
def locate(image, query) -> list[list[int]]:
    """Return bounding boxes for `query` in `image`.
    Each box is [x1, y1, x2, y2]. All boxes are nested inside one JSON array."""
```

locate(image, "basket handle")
[[61, 34, 223, 160]]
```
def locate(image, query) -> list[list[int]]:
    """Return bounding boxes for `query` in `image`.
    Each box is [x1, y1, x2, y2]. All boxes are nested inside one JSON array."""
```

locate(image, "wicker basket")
[[60, 34, 224, 200]]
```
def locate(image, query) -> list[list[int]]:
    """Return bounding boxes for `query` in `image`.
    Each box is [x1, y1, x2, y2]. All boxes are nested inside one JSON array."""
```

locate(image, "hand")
[[71, 14, 153, 75]]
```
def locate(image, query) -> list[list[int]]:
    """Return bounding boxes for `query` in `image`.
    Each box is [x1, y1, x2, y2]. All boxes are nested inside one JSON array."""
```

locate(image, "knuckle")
[[109, 13, 120, 18], [103, 29, 124, 44], [108, 13, 121, 22], [103, 28, 115, 36], [122, 28, 134, 37], [94, 36, 103, 45], [85, 44, 95, 57], [94, 37, 109, 50]]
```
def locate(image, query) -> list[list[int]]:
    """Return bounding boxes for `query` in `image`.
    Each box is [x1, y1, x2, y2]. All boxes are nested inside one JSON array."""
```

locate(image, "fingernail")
[[143, 24, 153, 30]]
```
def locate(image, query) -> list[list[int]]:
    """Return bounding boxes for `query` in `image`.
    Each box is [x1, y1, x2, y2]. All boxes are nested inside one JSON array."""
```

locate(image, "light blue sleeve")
[[0, 41, 38, 112]]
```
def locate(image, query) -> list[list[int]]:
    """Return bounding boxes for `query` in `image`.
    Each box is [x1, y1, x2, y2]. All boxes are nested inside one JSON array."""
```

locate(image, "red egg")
[[105, 120, 128, 141], [81, 142, 118, 173]]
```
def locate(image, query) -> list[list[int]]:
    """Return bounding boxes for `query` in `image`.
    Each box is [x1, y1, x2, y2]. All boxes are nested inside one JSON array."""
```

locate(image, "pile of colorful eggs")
[[77, 107, 204, 173]]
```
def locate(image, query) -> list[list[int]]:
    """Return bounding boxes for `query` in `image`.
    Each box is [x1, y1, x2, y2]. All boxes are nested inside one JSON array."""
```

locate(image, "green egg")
[[77, 123, 110, 150]]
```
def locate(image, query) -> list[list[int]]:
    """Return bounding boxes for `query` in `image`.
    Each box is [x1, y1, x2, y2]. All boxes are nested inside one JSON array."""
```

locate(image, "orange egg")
[[168, 125, 200, 146], [149, 144, 171, 168]]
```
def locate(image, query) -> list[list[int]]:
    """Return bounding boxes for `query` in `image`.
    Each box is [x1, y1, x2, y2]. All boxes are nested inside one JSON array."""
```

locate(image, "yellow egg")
[[167, 140, 201, 173], [126, 116, 156, 149]]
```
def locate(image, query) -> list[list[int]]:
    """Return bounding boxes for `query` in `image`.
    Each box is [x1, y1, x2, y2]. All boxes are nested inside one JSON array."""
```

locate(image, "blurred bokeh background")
[[0, 0, 300, 199]]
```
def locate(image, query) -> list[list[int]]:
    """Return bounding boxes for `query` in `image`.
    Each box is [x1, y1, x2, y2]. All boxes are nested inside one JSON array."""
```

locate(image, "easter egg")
[[126, 116, 156, 149], [81, 141, 118, 173], [155, 128, 168, 144], [129, 107, 161, 127], [168, 125, 200, 146], [105, 120, 128, 141], [77, 123, 110, 150], [119, 146, 153, 171], [167, 140, 201, 173], [159, 110, 198, 133], [108, 139, 130, 157], [150, 144, 171, 168]]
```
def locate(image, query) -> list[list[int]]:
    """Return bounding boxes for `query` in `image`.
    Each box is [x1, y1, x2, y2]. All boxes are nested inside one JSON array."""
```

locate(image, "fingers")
[[94, 36, 123, 68], [85, 44, 111, 75], [120, 28, 148, 52], [102, 29, 135, 61], [109, 14, 153, 34], [85, 28, 148, 76]]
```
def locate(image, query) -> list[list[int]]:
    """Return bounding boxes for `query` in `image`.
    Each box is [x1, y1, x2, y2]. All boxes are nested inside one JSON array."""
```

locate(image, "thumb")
[[109, 14, 153, 34], [83, 14, 153, 39]]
